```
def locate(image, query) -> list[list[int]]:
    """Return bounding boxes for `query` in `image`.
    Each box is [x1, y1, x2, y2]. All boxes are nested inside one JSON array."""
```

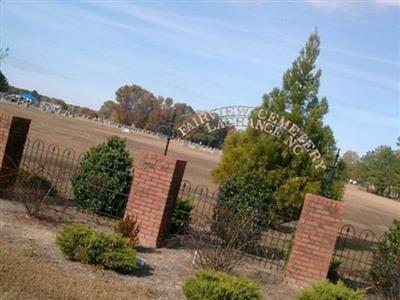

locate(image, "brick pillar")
[[0, 112, 11, 168], [124, 150, 187, 248], [284, 193, 345, 288], [0, 112, 31, 189]]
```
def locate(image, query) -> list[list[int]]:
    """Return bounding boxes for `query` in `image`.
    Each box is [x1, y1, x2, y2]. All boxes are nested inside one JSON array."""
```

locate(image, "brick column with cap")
[[0, 112, 31, 189], [284, 193, 345, 288], [124, 150, 186, 248]]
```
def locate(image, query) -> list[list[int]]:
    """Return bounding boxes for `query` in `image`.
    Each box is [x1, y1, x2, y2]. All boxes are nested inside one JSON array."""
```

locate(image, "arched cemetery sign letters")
[[177, 106, 254, 136], [177, 106, 326, 170]]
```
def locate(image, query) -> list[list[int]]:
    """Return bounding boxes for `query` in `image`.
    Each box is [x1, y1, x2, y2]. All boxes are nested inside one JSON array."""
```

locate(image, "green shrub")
[[327, 259, 341, 284], [295, 280, 365, 300], [114, 215, 140, 247], [170, 197, 193, 235], [75, 230, 113, 264], [215, 171, 273, 241], [17, 168, 56, 196], [370, 219, 400, 299], [100, 247, 139, 273], [182, 270, 262, 300], [71, 136, 133, 217], [56, 223, 139, 274], [56, 222, 93, 260]]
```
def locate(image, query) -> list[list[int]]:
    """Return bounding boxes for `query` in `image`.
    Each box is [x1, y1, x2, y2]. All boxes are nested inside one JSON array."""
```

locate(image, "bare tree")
[[11, 168, 54, 218], [176, 206, 259, 273]]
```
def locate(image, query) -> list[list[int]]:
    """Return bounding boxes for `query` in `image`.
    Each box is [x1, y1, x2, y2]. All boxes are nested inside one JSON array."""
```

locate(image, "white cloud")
[[92, 2, 191, 33], [373, 0, 400, 7], [5, 56, 76, 82], [305, 0, 400, 11], [324, 60, 400, 91]]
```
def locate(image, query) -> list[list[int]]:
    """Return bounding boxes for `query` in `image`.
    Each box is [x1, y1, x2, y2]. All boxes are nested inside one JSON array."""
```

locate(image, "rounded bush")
[[71, 136, 133, 217], [182, 270, 262, 300], [295, 280, 365, 300], [215, 171, 273, 241], [56, 223, 139, 274]]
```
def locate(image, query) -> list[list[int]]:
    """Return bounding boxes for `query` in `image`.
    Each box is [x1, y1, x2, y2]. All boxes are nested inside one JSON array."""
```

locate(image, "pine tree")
[[358, 145, 400, 198], [212, 32, 344, 217]]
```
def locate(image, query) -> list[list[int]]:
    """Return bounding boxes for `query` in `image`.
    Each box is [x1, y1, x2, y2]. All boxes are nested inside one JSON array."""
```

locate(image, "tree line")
[[342, 144, 400, 199], [0, 70, 228, 148], [99, 84, 228, 148]]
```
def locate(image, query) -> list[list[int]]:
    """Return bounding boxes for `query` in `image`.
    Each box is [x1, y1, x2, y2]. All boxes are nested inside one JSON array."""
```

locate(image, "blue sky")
[[0, 0, 399, 155]]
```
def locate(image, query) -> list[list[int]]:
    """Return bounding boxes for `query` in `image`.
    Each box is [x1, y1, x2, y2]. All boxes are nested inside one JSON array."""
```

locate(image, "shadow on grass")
[[136, 246, 159, 254], [128, 263, 154, 277]]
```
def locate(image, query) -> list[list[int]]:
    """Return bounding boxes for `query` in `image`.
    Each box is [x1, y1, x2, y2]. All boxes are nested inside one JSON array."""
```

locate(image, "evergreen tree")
[[354, 145, 400, 198], [212, 32, 344, 217], [0, 70, 9, 92]]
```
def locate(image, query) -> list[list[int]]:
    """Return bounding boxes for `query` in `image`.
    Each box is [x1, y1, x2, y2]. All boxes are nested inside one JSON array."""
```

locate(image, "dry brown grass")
[[342, 185, 400, 235], [0, 199, 185, 300], [0, 236, 157, 300], [0, 198, 298, 300]]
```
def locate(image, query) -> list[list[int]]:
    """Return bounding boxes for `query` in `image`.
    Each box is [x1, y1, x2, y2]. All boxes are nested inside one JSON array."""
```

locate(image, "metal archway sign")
[[175, 106, 327, 170], [177, 106, 254, 137]]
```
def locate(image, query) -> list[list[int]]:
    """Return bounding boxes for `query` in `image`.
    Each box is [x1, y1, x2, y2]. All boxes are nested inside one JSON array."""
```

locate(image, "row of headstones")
[[0, 112, 345, 289]]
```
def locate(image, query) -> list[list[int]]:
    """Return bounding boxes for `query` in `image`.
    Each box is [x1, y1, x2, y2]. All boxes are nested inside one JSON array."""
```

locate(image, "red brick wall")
[[284, 193, 345, 288], [0, 113, 31, 189], [0, 112, 11, 168], [124, 150, 187, 248]]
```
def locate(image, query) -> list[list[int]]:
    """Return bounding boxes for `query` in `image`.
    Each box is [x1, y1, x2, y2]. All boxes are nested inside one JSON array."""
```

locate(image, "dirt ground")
[[1, 102, 398, 234], [341, 185, 400, 236], [0, 102, 220, 190], [0, 198, 297, 300]]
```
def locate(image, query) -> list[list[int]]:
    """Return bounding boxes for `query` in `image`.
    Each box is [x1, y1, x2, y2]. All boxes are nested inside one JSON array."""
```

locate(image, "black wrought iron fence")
[[178, 180, 218, 227], [0, 138, 132, 222], [20, 138, 83, 197], [5, 138, 386, 280], [244, 220, 296, 271], [333, 224, 382, 288], [5, 138, 387, 282], [177, 179, 297, 272]]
